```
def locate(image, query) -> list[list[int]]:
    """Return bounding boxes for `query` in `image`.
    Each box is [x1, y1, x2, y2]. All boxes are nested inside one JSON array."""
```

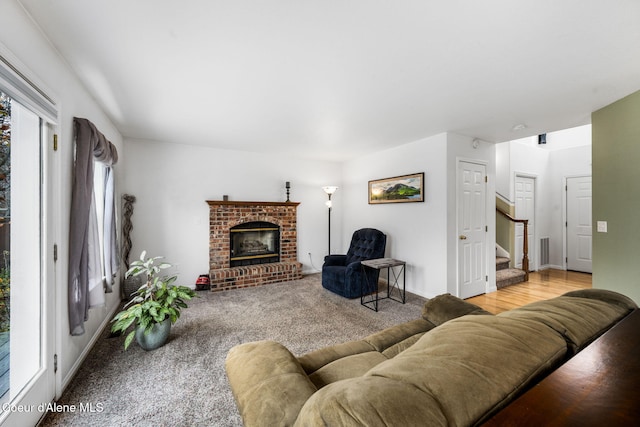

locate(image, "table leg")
[[360, 264, 379, 312]]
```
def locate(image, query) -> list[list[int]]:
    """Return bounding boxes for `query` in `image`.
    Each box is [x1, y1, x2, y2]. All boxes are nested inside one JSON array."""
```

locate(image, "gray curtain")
[[68, 118, 118, 336]]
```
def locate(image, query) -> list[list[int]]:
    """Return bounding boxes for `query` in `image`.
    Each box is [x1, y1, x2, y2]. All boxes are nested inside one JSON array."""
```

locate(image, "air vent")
[[540, 237, 550, 266]]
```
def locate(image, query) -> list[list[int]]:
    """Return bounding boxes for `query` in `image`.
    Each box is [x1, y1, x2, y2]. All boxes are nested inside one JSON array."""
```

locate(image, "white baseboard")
[[58, 302, 121, 398], [537, 264, 564, 271]]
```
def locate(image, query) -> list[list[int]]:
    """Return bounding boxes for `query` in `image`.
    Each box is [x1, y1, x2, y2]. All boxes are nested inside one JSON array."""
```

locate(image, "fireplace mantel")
[[207, 200, 303, 291], [207, 200, 301, 207]]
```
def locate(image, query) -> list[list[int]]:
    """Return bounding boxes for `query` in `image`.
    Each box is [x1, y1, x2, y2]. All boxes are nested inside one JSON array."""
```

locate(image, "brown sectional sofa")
[[225, 289, 637, 426]]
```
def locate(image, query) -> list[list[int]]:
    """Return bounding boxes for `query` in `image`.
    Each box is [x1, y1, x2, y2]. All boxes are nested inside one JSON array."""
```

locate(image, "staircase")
[[496, 207, 529, 289], [496, 257, 527, 289]]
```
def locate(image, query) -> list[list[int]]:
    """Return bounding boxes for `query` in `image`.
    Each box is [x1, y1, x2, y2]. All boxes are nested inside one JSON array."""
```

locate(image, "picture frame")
[[368, 172, 424, 204]]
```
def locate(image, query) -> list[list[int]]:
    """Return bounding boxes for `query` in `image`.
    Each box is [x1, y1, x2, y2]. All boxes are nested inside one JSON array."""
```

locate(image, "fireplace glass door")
[[230, 222, 280, 267]]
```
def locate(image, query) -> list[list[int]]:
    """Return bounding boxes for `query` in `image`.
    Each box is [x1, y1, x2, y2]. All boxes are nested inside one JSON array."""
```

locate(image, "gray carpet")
[[42, 274, 427, 426]]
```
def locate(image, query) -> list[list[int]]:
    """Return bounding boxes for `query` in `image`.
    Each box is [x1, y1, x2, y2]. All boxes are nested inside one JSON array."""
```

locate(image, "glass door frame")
[[0, 47, 58, 427]]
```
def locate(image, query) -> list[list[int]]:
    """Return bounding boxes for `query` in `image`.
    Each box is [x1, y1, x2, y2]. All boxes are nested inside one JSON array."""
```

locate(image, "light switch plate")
[[597, 221, 608, 233]]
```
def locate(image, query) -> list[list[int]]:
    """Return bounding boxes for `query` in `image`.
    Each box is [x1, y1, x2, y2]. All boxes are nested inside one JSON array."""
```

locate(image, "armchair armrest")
[[323, 254, 347, 266], [345, 260, 362, 271]]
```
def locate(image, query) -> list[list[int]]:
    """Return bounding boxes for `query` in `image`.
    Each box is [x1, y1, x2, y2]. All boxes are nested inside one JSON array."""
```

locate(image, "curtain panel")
[[68, 117, 119, 336]]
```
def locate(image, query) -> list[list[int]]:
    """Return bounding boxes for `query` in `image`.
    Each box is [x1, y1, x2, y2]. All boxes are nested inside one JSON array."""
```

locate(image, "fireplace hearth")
[[207, 200, 303, 291]]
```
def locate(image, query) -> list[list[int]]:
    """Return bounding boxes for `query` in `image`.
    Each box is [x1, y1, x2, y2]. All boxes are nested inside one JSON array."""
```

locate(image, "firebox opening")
[[230, 221, 280, 267]]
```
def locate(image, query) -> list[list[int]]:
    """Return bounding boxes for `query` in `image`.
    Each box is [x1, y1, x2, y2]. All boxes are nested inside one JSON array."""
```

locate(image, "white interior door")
[[458, 161, 486, 299], [567, 176, 592, 273], [0, 94, 55, 426], [514, 176, 535, 271]]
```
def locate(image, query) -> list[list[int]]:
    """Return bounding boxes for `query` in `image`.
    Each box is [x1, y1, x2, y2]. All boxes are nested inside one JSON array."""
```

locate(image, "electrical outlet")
[[597, 221, 608, 233]]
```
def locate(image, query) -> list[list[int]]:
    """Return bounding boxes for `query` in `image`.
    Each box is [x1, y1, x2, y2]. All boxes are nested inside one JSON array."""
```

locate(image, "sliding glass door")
[[0, 90, 56, 426]]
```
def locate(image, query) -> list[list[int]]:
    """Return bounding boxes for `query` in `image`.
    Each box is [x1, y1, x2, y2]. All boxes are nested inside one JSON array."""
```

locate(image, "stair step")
[[496, 257, 510, 271], [496, 268, 526, 289]]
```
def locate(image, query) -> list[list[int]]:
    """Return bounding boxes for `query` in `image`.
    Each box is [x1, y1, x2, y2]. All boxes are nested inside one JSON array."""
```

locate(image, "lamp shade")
[[322, 186, 338, 195]]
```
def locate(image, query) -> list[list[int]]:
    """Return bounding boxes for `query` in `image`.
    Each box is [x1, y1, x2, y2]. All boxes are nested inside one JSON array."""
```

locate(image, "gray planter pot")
[[135, 318, 171, 351]]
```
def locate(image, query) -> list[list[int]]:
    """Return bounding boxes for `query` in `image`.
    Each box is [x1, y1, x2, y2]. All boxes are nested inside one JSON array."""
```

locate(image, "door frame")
[[456, 158, 490, 298], [0, 43, 59, 426], [514, 173, 537, 271], [563, 174, 593, 272]]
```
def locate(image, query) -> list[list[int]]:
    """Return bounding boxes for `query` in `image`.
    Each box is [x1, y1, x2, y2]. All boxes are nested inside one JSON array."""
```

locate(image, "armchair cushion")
[[321, 228, 387, 298]]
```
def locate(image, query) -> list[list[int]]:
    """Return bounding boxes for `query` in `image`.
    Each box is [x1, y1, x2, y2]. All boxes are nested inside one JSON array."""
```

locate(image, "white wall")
[[542, 125, 592, 151], [0, 0, 124, 397], [123, 139, 342, 282], [340, 133, 496, 299], [341, 134, 448, 298]]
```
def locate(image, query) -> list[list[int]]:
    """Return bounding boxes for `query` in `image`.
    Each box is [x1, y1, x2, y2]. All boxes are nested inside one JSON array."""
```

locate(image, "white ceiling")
[[17, 0, 640, 161]]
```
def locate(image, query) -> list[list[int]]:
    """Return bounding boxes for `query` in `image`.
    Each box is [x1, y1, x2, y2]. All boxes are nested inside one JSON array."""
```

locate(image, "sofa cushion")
[[296, 315, 567, 426], [297, 318, 434, 376], [226, 341, 317, 427], [380, 331, 427, 358], [363, 318, 436, 352], [298, 340, 377, 376], [296, 376, 448, 426], [421, 293, 492, 325], [308, 351, 389, 389], [498, 294, 632, 353]]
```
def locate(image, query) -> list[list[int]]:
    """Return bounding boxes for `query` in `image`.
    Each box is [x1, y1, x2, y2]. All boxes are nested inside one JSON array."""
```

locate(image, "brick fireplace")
[[207, 200, 303, 291]]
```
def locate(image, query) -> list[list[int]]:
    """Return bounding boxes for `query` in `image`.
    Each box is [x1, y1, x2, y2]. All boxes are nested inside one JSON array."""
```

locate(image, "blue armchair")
[[321, 228, 387, 298]]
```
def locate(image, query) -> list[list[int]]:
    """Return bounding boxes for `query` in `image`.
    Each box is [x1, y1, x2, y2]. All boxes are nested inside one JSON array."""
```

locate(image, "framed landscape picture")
[[368, 172, 424, 204]]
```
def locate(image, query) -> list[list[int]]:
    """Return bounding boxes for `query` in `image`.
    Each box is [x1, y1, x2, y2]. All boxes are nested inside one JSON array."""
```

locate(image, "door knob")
[[459, 235, 467, 240]]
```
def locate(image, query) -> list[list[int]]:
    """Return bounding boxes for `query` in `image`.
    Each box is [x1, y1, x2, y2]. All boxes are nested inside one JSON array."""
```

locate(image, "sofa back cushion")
[[498, 291, 634, 353], [296, 314, 568, 426]]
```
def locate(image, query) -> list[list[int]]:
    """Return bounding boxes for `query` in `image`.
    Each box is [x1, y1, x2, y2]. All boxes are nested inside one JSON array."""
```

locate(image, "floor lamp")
[[322, 186, 338, 255]]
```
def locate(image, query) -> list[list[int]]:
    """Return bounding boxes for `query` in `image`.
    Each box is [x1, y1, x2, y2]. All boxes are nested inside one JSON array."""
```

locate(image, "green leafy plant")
[[0, 92, 11, 216], [111, 251, 197, 350], [0, 250, 9, 332]]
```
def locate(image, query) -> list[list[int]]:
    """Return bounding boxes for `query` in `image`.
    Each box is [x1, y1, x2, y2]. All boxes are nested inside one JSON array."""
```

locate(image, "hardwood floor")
[[465, 269, 592, 314]]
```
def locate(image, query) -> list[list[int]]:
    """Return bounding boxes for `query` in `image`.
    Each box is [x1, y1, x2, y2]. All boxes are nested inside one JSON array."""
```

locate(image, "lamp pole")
[[322, 186, 338, 255], [327, 193, 332, 254]]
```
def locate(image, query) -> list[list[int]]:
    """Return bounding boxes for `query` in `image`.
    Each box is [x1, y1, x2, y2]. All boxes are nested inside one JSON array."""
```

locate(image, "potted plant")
[[111, 251, 197, 350]]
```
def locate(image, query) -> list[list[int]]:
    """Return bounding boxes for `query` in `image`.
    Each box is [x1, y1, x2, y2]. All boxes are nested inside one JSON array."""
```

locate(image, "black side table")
[[360, 258, 406, 312]]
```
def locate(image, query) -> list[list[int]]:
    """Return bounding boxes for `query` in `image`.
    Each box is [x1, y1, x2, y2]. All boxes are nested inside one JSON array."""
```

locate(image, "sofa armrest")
[[323, 254, 347, 266], [226, 341, 317, 427], [421, 293, 492, 325]]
